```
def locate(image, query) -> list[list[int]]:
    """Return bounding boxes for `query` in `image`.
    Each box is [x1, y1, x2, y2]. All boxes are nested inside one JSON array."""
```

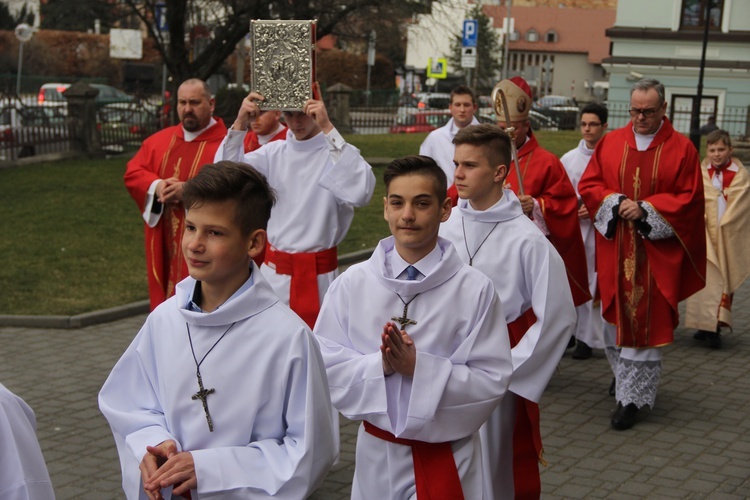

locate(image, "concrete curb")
[[0, 249, 375, 329]]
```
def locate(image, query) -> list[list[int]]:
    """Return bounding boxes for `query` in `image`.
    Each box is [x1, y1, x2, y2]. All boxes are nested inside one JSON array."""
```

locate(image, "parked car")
[[390, 110, 452, 134], [532, 95, 578, 130], [38, 83, 135, 107]]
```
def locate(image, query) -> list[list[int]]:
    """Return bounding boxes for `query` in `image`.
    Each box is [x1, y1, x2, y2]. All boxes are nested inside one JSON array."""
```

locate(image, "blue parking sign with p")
[[463, 20, 478, 48]]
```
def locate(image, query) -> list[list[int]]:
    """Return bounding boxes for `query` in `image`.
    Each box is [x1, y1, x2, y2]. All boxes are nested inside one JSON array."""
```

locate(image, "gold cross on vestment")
[[192, 372, 216, 432]]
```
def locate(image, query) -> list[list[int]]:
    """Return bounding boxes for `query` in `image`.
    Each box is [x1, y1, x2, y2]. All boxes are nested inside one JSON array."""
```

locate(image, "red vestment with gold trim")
[[579, 118, 706, 347], [124, 119, 228, 309]]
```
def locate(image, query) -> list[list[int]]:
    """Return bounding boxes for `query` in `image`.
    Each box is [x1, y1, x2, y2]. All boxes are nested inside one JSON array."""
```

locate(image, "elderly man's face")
[[629, 88, 666, 135]]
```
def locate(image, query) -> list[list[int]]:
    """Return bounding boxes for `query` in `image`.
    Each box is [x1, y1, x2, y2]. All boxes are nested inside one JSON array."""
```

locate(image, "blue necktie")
[[406, 265, 419, 281]]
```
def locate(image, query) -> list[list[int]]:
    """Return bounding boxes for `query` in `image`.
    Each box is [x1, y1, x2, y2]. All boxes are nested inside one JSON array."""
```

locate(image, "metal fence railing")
[[605, 101, 749, 139], [0, 94, 73, 161]]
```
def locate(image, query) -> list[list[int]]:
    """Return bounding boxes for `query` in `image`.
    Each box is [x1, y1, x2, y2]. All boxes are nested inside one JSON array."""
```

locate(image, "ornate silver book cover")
[[250, 20, 316, 111]]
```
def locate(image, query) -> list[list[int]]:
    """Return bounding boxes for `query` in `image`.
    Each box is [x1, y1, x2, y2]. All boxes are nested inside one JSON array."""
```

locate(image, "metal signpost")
[[462, 19, 478, 85]]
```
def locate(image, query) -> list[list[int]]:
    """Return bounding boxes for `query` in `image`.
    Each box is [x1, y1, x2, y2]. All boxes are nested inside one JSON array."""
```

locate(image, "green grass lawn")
[[1, 130, 582, 316]]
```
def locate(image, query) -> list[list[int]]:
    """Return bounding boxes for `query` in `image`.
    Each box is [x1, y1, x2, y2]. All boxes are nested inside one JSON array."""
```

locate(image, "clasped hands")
[[155, 177, 184, 205], [381, 321, 417, 377], [140, 440, 195, 500], [618, 198, 645, 221]]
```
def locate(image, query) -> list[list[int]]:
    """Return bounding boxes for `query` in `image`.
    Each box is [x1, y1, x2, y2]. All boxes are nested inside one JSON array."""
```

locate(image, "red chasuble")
[[124, 119, 228, 310], [578, 118, 706, 347], [243, 126, 288, 153], [504, 132, 591, 306]]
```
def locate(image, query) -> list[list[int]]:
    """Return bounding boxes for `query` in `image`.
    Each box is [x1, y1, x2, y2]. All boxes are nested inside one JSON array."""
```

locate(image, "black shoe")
[[609, 377, 616, 396], [572, 340, 592, 360], [706, 331, 722, 349], [693, 329, 712, 341], [566, 336, 576, 349], [611, 402, 638, 430]]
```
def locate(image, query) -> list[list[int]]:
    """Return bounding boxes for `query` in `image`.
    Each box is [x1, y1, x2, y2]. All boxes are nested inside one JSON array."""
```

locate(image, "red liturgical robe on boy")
[[579, 118, 706, 347], [124, 119, 227, 309], [504, 131, 591, 306]]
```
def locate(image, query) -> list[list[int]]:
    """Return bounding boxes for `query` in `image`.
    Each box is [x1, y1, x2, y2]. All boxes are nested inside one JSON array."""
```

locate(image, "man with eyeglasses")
[[215, 90, 376, 328], [560, 102, 609, 361], [578, 78, 706, 430]]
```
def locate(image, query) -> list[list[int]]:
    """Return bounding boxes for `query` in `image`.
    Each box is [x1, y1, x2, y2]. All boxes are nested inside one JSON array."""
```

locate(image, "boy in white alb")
[[314, 155, 513, 499], [440, 124, 575, 499], [560, 102, 610, 360], [215, 91, 376, 328], [99, 162, 337, 499]]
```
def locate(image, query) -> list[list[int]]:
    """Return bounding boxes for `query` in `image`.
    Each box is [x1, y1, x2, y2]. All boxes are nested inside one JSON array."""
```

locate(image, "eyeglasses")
[[628, 108, 660, 118], [580, 121, 602, 128]]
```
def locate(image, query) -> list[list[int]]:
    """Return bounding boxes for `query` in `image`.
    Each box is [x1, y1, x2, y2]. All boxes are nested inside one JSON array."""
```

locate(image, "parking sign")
[[463, 19, 478, 48]]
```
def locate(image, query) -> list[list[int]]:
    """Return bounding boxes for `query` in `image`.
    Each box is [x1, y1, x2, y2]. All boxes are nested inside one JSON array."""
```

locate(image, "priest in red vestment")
[[493, 77, 591, 307], [242, 109, 287, 153], [124, 79, 227, 310], [579, 78, 706, 430]]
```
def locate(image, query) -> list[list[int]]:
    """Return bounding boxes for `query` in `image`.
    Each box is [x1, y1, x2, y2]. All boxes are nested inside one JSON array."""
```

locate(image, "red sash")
[[508, 309, 543, 499], [264, 245, 338, 328], [363, 421, 465, 500]]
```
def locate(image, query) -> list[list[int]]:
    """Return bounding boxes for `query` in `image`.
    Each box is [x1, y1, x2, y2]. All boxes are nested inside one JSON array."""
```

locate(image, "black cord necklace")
[[186, 322, 236, 432], [391, 292, 420, 330], [461, 218, 500, 266]]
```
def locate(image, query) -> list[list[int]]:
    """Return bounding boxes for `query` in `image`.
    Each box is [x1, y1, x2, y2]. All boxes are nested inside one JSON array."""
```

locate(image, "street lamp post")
[[14, 23, 34, 98], [689, 0, 715, 152]]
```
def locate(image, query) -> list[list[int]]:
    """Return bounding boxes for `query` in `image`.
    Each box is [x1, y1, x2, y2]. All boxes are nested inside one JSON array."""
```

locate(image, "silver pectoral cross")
[[391, 302, 417, 330], [192, 371, 215, 432]]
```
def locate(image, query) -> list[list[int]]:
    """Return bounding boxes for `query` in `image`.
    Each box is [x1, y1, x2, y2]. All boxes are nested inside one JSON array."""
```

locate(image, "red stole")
[[707, 159, 737, 196], [579, 118, 706, 347], [243, 126, 288, 153], [505, 133, 591, 306], [124, 119, 228, 310], [363, 421, 465, 500]]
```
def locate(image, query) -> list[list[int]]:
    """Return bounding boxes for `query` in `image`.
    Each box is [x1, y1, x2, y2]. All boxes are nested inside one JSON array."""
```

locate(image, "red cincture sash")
[[363, 421, 465, 500], [508, 309, 544, 499], [264, 245, 338, 328]]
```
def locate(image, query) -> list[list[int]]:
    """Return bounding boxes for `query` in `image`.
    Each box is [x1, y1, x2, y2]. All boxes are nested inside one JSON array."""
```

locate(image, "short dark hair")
[[451, 85, 477, 106], [183, 161, 276, 235], [453, 123, 512, 169], [706, 129, 732, 148], [580, 102, 608, 124], [383, 155, 447, 201]]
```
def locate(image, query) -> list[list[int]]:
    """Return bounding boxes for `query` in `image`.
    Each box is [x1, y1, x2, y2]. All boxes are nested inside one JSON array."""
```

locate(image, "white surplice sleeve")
[[401, 283, 512, 442], [508, 236, 576, 403], [213, 128, 245, 163], [318, 137, 376, 208]]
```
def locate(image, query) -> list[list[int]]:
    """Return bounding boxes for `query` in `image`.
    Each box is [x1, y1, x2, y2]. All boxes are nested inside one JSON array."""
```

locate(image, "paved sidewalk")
[[1, 282, 748, 498]]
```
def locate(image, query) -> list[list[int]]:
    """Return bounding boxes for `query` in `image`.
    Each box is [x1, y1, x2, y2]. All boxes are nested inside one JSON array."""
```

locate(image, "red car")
[[390, 110, 451, 134]]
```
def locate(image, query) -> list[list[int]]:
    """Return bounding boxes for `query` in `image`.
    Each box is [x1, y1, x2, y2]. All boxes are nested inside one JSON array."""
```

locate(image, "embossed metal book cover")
[[250, 19, 316, 111]]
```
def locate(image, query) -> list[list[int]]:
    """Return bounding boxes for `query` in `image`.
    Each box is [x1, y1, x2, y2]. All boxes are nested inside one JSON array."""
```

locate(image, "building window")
[[525, 29, 538, 42], [509, 30, 520, 42], [680, 0, 723, 30], [545, 30, 558, 43]]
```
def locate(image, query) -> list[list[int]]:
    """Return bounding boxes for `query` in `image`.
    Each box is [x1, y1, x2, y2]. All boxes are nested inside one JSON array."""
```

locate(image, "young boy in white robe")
[[314, 155, 513, 499], [215, 90, 376, 328], [439, 124, 575, 499], [99, 161, 337, 500]]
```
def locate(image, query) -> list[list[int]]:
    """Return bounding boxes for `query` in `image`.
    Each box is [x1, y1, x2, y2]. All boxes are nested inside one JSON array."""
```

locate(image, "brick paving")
[[1, 282, 748, 498]]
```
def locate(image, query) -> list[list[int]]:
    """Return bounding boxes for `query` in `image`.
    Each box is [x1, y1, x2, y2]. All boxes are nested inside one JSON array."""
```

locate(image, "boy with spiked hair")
[[440, 123, 575, 498]]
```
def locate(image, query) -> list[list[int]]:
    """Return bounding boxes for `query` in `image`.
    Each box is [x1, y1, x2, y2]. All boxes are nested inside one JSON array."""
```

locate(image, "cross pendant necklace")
[[462, 218, 500, 266], [391, 293, 420, 330], [186, 322, 236, 432]]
